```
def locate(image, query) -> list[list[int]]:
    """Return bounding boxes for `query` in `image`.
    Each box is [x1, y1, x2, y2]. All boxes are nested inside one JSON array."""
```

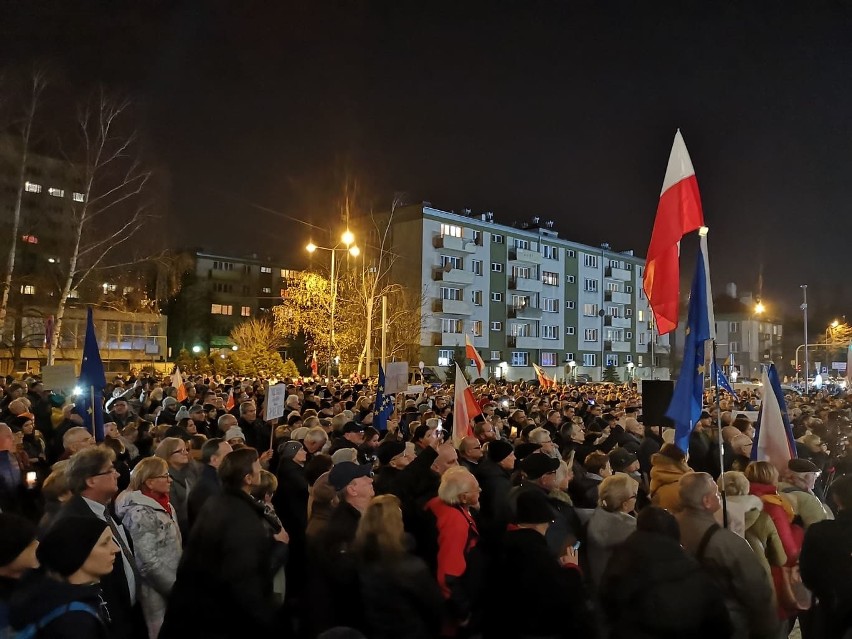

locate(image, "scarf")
[[142, 487, 171, 513]]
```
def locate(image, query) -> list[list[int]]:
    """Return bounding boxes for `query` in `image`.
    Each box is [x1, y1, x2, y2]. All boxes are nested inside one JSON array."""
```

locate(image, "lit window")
[[541, 352, 557, 367], [241, 306, 251, 317], [73, 192, 85, 202], [25, 182, 41, 193], [542, 271, 559, 286], [262, 287, 272, 294], [583, 303, 599, 316], [511, 352, 529, 366], [583, 353, 596, 367], [606, 354, 619, 366], [123, 286, 134, 295], [68, 289, 79, 299], [211, 304, 233, 315], [21, 235, 38, 244], [437, 349, 453, 367], [472, 321, 483, 337], [440, 224, 462, 238], [637, 310, 644, 322], [260, 266, 272, 273], [102, 283, 117, 293], [48, 188, 64, 198], [441, 318, 462, 333], [20, 285, 35, 295]]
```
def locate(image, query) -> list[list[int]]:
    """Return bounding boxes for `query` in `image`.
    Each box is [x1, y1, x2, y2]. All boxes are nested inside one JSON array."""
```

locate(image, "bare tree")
[[47, 91, 151, 363], [0, 69, 47, 339]]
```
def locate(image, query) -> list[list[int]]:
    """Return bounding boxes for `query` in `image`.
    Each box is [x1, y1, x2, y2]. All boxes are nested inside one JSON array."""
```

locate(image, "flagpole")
[[713, 339, 728, 528], [89, 384, 97, 440]]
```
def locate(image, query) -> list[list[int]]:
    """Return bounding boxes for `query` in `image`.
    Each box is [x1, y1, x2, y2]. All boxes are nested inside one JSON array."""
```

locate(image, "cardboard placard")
[[42, 364, 78, 391], [384, 361, 409, 395], [265, 383, 287, 421]]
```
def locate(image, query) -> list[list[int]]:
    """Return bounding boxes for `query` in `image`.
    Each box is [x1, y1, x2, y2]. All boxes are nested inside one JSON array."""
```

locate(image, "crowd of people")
[[1, 372, 851, 638]]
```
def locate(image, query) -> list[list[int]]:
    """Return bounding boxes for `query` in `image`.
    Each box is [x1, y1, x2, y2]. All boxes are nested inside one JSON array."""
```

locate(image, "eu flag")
[[78, 307, 106, 442], [713, 361, 736, 396], [374, 362, 394, 433], [666, 246, 712, 453]]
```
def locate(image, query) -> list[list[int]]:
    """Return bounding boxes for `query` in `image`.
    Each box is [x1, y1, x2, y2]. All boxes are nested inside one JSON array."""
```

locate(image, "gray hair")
[[304, 426, 328, 446], [437, 467, 476, 505], [679, 472, 715, 510], [528, 427, 552, 445], [718, 471, 750, 497], [62, 426, 90, 449], [218, 413, 238, 431], [66, 447, 115, 494]]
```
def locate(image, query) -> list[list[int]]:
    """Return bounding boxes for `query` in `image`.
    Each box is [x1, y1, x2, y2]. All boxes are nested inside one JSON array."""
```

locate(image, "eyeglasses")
[[171, 449, 188, 455], [150, 474, 171, 480], [92, 468, 118, 477]]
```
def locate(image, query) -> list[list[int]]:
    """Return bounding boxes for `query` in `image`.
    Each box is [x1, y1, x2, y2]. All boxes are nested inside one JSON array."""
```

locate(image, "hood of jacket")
[[727, 493, 763, 513], [649, 453, 691, 492], [114, 489, 172, 520], [9, 570, 102, 630]]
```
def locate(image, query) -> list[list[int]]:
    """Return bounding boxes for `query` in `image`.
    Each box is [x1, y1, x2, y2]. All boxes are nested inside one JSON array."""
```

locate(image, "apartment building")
[[377, 204, 670, 382]]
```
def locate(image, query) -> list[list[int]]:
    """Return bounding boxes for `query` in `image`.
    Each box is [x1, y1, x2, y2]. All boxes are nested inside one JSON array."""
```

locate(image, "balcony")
[[604, 316, 631, 329], [433, 235, 478, 253], [506, 335, 538, 348], [440, 333, 465, 347], [606, 266, 631, 281], [605, 291, 631, 304], [434, 299, 472, 315], [433, 267, 474, 286], [606, 340, 631, 352], [509, 276, 543, 293], [508, 304, 542, 319], [509, 247, 543, 265]]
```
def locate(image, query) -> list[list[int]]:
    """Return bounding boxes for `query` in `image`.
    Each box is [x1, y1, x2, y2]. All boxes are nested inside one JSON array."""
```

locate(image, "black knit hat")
[[0, 513, 36, 567], [514, 489, 554, 524], [376, 440, 406, 466], [487, 439, 514, 463], [521, 453, 560, 480], [37, 517, 110, 577]]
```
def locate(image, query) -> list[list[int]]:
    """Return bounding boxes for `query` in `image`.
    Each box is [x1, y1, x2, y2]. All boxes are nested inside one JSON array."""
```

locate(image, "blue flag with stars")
[[666, 246, 712, 453], [78, 307, 106, 442], [374, 362, 394, 433], [713, 360, 736, 396]]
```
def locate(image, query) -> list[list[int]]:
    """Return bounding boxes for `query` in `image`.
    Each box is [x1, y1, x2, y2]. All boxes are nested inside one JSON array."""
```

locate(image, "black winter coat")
[[599, 530, 733, 639], [358, 554, 444, 639], [483, 528, 594, 639], [273, 458, 309, 595], [800, 509, 852, 637], [477, 459, 513, 549], [186, 463, 221, 531], [159, 489, 286, 639]]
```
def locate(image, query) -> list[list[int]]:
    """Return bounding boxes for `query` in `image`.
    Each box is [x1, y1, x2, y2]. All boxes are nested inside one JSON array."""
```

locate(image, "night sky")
[[2, 1, 851, 323]]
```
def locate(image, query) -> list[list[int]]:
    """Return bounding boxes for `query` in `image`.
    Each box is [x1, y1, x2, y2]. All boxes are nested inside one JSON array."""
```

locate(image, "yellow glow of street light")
[[341, 230, 354, 246], [832, 319, 840, 328], [306, 242, 317, 253], [754, 302, 765, 314], [349, 245, 360, 257]]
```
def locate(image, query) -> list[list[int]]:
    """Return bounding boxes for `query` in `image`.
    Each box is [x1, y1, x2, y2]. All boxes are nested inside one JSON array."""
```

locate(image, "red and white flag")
[[172, 366, 187, 402], [643, 130, 705, 335], [465, 334, 485, 378], [452, 363, 480, 445], [533, 363, 555, 390]]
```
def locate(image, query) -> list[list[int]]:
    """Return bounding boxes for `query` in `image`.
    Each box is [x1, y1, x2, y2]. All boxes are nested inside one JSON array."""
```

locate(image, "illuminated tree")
[[229, 318, 286, 377]]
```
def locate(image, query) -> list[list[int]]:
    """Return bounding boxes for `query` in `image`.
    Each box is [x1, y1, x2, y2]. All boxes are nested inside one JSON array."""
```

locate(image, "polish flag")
[[225, 388, 235, 410], [172, 366, 188, 402], [533, 363, 555, 390], [452, 363, 480, 445], [643, 130, 705, 335], [465, 334, 485, 378]]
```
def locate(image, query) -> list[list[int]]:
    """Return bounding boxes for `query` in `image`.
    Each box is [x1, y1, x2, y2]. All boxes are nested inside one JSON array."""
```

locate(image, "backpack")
[[15, 602, 100, 639]]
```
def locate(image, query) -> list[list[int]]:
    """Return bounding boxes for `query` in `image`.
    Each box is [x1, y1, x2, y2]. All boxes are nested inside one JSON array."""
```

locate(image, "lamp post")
[[306, 230, 359, 379], [567, 359, 576, 384], [598, 309, 606, 382], [626, 361, 635, 383], [826, 319, 839, 374], [801, 285, 809, 393], [751, 301, 765, 378]]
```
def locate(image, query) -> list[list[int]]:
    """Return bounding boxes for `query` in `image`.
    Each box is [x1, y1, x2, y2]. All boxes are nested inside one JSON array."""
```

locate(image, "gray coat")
[[586, 507, 636, 589], [677, 507, 779, 639], [115, 490, 183, 639]]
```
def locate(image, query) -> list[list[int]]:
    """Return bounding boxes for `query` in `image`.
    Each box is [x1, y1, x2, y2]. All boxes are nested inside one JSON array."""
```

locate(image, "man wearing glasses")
[[51, 445, 146, 638]]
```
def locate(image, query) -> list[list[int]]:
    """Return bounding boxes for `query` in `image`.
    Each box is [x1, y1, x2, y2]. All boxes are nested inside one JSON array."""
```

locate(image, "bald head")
[[458, 436, 483, 463], [432, 443, 459, 476], [679, 472, 719, 512], [0, 424, 13, 452]]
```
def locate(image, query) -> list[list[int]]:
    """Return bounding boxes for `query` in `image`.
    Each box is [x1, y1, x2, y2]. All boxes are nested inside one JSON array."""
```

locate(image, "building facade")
[[378, 204, 670, 382]]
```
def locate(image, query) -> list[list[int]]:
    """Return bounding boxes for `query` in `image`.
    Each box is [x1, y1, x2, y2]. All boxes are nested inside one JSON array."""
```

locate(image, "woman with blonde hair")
[[155, 437, 193, 537], [586, 473, 639, 589], [354, 495, 444, 639], [114, 456, 182, 638]]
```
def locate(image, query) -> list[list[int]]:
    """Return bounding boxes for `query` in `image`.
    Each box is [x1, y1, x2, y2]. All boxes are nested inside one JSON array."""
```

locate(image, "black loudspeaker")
[[642, 380, 675, 428]]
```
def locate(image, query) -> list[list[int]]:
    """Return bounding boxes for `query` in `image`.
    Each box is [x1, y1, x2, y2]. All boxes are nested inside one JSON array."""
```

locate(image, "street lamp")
[[626, 361, 635, 382], [306, 230, 360, 379], [567, 359, 576, 383], [801, 285, 809, 393], [191, 345, 202, 354]]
